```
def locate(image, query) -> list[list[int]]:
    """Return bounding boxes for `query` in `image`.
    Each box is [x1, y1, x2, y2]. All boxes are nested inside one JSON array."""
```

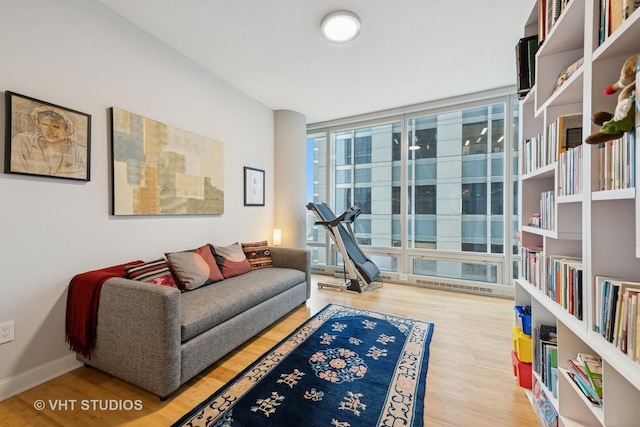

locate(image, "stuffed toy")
[[585, 54, 638, 145]]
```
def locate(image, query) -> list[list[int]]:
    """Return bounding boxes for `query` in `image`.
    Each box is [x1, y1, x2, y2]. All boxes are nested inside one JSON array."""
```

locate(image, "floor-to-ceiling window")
[[306, 90, 520, 292]]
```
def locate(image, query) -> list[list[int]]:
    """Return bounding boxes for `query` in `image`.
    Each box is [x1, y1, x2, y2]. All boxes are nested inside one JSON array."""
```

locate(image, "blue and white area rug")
[[172, 304, 435, 427]]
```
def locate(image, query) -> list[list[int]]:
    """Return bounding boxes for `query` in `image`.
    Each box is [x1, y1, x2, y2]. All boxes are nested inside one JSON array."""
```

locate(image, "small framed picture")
[[4, 91, 91, 181], [244, 166, 264, 206]]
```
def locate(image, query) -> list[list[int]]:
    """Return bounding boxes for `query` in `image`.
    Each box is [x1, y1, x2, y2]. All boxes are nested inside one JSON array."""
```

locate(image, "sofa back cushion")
[[211, 242, 252, 278], [166, 244, 224, 291]]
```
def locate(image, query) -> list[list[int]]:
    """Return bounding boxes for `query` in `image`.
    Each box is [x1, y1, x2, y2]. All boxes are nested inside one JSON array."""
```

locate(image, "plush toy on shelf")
[[585, 54, 638, 145]]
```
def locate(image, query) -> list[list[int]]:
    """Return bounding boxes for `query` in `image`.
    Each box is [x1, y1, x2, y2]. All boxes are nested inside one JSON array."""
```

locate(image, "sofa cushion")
[[241, 240, 274, 270], [211, 242, 251, 278], [124, 259, 177, 288], [166, 245, 224, 291], [180, 267, 305, 342]]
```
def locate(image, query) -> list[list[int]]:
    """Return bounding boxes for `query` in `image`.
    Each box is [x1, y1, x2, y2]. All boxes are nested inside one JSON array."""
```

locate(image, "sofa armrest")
[[269, 246, 311, 298], [78, 277, 182, 398]]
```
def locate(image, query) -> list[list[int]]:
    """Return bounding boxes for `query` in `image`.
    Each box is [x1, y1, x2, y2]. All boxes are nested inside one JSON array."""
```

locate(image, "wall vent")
[[415, 279, 493, 294]]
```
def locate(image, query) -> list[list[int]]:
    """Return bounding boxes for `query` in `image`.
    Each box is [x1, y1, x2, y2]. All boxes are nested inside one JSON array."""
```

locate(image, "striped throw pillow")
[[125, 259, 177, 288]]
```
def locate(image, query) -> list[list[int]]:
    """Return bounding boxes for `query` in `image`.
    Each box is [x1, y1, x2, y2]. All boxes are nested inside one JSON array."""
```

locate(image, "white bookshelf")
[[516, 1, 640, 426]]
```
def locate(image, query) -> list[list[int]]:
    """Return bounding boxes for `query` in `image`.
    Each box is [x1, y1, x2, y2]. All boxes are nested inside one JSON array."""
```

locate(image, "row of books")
[[521, 246, 543, 289], [557, 144, 582, 196], [520, 251, 583, 321], [548, 256, 583, 319], [535, 323, 558, 398], [597, 131, 636, 191], [522, 134, 549, 174], [522, 113, 582, 175], [599, 0, 640, 45], [539, 190, 555, 231], [567, 353, 603, 407], [538, 0, 573, 48], [594, 277, 640, 361]]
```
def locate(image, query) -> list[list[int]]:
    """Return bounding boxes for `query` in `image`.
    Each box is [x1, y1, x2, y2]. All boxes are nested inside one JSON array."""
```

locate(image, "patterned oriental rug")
[[172, 304, 435, 427]]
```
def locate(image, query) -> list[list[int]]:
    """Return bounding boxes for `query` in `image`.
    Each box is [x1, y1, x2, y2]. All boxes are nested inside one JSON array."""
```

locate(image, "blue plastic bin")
[[515, 305, 532, 336]]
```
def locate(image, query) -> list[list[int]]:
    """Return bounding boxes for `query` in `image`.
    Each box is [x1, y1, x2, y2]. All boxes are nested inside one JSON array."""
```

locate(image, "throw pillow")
[[211, 242, 252, 279], [241, 240, 274, 270], [124, 258, 178, 288], [165, 244, 224, 291]]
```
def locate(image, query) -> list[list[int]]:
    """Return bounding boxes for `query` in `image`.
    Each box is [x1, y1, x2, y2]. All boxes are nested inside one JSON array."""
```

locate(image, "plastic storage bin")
[[512, 326, 532, 363], [514, 305, 532, 335], [511, 350, 533, 389]]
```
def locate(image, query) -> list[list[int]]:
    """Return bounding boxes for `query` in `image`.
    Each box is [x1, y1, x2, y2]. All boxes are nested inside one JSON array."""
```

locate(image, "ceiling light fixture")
[[321, 10, 361, 43]]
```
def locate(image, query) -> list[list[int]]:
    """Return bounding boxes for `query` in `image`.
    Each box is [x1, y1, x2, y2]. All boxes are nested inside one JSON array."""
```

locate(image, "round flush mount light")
[[320, 10, 361, 43]]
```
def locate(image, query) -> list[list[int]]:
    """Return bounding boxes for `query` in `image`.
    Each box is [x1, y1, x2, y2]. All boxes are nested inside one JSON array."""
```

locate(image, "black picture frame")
[[4, 91, 91, 181], [244, 166, 265, 206]]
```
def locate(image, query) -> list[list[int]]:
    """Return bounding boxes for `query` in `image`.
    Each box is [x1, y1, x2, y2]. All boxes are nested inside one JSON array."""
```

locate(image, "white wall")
[[0, 0, 276, 399]]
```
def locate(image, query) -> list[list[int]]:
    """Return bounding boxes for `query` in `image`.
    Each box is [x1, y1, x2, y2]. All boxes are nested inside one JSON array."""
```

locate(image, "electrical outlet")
[[399, 274, 408, 281], [0, 321, 14, 344]]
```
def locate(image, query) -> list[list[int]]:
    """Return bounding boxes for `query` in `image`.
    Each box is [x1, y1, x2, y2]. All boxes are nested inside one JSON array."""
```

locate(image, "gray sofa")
[[77, 247, 310, 399]]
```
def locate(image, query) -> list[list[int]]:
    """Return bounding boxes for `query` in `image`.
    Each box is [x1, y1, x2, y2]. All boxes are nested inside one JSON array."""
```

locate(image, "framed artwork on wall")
[[244, 166, 264, 206], [4, 91, 91, 181], [110, 107, 224, 216]]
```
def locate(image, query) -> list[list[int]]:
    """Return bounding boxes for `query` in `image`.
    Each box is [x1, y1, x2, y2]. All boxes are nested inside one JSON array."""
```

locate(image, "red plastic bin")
[[511, 350, 532, 389]]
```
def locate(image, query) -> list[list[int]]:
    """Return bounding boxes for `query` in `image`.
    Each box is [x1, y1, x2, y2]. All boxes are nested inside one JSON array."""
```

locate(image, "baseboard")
[[0, 354, 82, 402]]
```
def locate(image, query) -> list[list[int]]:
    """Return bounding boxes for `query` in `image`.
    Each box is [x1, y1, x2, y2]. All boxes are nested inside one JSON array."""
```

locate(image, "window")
[[307, 92, 518, 287]]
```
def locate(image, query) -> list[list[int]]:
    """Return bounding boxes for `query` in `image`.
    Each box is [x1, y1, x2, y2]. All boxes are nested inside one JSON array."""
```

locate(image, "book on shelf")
[[532, 378, 558, 427], [516, 35, 538, 99], [566, 362, 603, 406], [538, 0, 547, 45], [553, 57, 584, 94], [623, 0, 640, 19], [610, 0, 625, 35], [577, 353, 603, 399], [555, 113, 583, 156], [546, 0, 562, 36]]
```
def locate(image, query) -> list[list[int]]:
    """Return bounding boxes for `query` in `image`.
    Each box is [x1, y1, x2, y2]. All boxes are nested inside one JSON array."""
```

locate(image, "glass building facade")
[[306, 91, 520, 290]]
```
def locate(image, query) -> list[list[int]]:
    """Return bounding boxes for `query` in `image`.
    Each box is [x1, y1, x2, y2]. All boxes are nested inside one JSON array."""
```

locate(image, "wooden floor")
[[0, 277, 540, 426]]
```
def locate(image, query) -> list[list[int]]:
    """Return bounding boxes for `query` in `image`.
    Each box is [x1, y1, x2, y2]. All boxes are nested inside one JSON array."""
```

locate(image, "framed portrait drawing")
[[4, 91, 91, 181], [244, 166, 264, 206]]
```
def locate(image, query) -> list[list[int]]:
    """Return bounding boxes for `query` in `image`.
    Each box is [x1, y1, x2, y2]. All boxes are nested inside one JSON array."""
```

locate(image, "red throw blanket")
[[65, 260, 143, 359]]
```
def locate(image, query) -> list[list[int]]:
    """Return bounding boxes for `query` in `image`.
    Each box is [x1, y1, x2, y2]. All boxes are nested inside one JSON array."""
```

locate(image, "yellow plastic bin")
[[512, 326, 532, 363]]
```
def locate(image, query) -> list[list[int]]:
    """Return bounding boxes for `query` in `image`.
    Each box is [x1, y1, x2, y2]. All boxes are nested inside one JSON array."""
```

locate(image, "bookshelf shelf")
[[559, 367, 604, 425], [517, 1, 640, 426], [591, 187, 635, 201]]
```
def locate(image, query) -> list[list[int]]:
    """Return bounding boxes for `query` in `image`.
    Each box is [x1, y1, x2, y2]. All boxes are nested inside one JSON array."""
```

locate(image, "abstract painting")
[[110, 107, 224, 215]]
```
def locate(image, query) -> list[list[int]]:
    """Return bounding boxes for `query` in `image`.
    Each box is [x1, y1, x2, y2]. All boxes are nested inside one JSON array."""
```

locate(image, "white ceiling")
[[97, 0, 533, 124]]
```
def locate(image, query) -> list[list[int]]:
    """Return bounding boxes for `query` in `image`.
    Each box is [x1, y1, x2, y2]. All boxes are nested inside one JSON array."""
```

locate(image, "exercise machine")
[[306, 202, 382, 292]]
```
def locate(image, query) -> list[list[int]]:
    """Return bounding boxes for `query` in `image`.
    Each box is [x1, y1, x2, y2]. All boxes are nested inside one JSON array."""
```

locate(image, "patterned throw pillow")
[[124, 258, 177, 288], [165, 244, 224, 291], [241, 240, 274, 270], [211, 242, 252, 279]]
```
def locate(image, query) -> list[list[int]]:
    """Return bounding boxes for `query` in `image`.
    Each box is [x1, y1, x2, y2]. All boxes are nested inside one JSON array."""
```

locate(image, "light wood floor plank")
[[0, 277, 539, 426]]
